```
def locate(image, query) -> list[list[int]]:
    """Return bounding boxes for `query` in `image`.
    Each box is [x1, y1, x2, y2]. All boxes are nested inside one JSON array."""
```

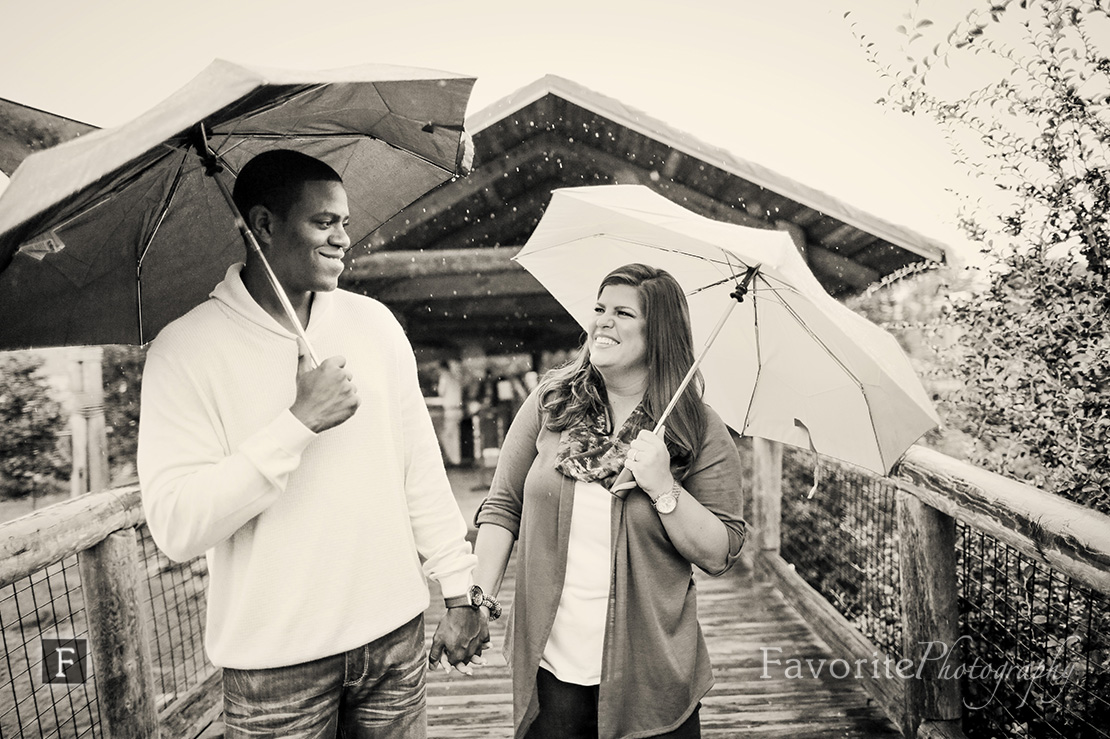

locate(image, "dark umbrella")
[[0, 59, 474, 358]]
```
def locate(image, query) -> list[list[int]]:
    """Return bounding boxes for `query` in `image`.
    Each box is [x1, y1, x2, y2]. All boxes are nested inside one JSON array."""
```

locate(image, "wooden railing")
[[747, 438, 1110, 739], [0, 487, 216, 739], [3, 441, 1108, 738]]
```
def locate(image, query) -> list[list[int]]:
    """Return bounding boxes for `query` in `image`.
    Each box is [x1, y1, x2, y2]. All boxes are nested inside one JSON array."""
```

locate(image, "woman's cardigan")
[[475, 391, 747, 739]]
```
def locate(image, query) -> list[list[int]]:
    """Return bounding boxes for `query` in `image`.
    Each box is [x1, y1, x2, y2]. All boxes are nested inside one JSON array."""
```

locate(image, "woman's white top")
[[540, 479, 612, 685]]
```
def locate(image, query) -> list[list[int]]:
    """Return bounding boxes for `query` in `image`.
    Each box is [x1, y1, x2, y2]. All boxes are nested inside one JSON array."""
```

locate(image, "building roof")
[[0, 98, 96, 177], [343, 75, 953, 354]]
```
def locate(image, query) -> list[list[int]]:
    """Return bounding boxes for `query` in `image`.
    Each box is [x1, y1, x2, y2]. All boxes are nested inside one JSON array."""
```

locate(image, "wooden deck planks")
[[424, 558, 902, 738], [187, 559, 900, 738]]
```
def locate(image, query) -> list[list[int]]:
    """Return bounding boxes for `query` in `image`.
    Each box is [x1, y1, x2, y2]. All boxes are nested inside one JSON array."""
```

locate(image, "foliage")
[[102, 345, 146, 480], [0, 353, 69, 498], [850, 0, 1110, 513], [842, 3, 1110, 737]]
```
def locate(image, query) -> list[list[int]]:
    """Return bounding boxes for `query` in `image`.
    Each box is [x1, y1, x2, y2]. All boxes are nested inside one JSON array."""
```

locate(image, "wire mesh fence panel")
[[957, 525, 1110, 739], [0, 526, 212, 737], [136, 525, 213, 711], [0, 555, 102, 738], [779, 449, 903, 659]]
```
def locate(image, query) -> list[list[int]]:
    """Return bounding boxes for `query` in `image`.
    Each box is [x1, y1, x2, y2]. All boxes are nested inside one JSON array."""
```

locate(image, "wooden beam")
[[345, 247, 521, 282], [752, 438, 784, 553], [0, 486, 142, 588], [895, 445, 1110, 594], [543, 141, 770, 229], [366, 134, 565, 247], [412, 187, 554, 252], [376, 132, 773, 248], [397, 294, 570, 319], [806, 244, 880, 291], [367, 270, 545, 304], [80, 529, 161, 739], [897, 492, 963, 731]]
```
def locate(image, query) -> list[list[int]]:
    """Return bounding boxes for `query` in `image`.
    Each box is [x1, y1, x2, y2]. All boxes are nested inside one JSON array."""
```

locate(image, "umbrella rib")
[[138, 151, 189, 268], [768, 282, 861, 385], [133, 149, 190, 343], [520, 234, 755, 289], [213, 131, 457, 175], [22, 147, 184, 242], [205, 85, 320, 145], [740, 274, 764, 435]]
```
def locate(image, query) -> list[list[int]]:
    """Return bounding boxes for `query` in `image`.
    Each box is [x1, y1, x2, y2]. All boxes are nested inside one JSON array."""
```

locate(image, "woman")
[[472, 263, 747, 738]]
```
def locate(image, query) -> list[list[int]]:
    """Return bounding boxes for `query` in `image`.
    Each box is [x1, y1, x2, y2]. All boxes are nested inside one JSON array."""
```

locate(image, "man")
[[138, 150, 489, 737]]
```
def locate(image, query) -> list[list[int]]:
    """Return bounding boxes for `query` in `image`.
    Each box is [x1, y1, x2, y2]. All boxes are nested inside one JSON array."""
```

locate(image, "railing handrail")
[[894, 445, 1110, 594], [0, 484, 143, 588]]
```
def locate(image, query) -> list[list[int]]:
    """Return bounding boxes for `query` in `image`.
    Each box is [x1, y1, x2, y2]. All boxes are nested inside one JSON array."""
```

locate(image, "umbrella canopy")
[[515, 184, 940, 477], [0, 59, 474, 350]]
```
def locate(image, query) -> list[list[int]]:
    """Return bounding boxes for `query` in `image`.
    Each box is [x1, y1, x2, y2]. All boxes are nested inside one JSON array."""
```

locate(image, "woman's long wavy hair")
[[538, 263, 707, 476]]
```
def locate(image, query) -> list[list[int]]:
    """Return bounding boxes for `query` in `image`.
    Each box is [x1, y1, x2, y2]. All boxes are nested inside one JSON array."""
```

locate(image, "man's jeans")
[[223, 614, 427, 738]]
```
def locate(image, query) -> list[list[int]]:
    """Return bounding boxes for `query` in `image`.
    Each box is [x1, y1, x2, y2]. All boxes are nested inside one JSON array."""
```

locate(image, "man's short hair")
[[232, 149, 343, 220]]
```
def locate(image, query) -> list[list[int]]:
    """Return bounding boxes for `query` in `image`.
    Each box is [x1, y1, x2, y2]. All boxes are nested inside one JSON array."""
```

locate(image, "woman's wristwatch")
[[651, 480, 682, 514], [445, 584, 502, 620]]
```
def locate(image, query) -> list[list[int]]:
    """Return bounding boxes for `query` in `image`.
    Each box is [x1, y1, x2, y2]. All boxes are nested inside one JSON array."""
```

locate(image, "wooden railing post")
[[79, 528, 160, 739], [745, 438, 783, 570], [70, 346, 109, 496], [897, 491, 963, 739]]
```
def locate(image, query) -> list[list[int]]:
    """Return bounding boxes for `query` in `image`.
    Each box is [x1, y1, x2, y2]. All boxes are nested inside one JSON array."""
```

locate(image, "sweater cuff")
[[270, 410, 318, 455], [438, 571, 474, 601]]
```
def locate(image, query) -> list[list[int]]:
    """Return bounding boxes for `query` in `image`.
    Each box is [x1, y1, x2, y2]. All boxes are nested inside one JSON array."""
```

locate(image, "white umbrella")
[[515, 185, 939, 490]]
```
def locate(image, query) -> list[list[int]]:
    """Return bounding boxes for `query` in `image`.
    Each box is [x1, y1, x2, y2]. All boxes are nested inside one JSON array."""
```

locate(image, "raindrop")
[[649, 171, 661, 182]]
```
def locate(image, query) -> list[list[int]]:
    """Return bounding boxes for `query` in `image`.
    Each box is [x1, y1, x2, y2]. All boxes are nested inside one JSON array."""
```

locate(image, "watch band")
[[651, 480, 681, 514], [444, 594, 471, 609], [445, 585, 502, 621], [470, 584, 503, 620]]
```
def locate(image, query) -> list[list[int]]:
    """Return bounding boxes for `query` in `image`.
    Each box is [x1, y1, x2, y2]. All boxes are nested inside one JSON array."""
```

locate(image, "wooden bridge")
[[2, 441, 1108, 739], [426, 559, 902, 738]]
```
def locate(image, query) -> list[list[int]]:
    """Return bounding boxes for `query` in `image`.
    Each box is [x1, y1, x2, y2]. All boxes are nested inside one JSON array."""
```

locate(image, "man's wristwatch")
[[651, 480, 682, 514], [444, 584, 502, 620]]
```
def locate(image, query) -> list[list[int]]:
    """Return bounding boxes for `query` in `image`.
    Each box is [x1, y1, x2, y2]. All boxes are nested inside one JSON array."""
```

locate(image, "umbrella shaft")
[[611, 298, 740, 500], [207, 168, 321, 367], [653, 297, 740, 432]]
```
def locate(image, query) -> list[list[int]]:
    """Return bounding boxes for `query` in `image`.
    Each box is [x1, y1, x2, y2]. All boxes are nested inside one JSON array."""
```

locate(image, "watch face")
[[655, 493, 677, 514], [468, 584, 483, 606]]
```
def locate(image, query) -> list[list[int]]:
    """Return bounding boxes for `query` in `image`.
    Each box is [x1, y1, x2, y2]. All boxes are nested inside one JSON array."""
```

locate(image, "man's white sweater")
[[138, 264, 475, 669]]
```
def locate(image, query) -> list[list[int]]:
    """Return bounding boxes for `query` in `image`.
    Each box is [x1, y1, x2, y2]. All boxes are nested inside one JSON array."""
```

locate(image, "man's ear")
[[246, 204, 275, 246]]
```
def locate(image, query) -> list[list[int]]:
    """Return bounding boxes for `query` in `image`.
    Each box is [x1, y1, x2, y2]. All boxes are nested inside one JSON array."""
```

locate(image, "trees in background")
[[851, 0, 1110, 511], [102, 345, 146, 482], [0, 353, 68, 498]]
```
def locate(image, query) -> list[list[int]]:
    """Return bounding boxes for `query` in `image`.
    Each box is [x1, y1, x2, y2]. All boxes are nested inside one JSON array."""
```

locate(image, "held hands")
[[624, 425, 673, 499], [289, 352, 360, 433], [429, 606, 490, 676]]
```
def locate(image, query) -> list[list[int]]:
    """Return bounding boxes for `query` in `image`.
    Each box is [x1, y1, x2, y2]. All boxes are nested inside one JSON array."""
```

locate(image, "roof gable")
[[344, 76, 950, 353]]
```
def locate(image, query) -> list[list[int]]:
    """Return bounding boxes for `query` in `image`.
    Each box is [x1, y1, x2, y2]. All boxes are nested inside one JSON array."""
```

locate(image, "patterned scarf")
[[553, 402, 653, 488]]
